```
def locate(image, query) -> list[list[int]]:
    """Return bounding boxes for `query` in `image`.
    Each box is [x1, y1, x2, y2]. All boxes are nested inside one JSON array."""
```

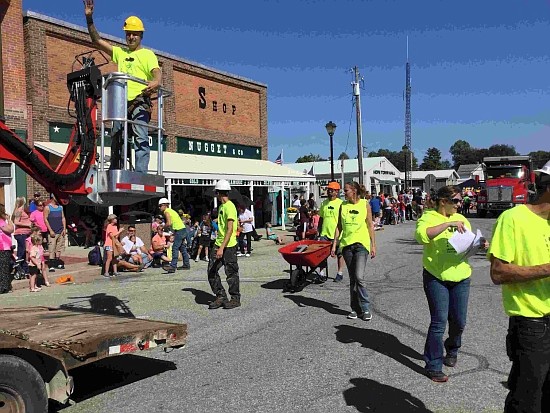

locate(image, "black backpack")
[[88, 245, 103, 266]]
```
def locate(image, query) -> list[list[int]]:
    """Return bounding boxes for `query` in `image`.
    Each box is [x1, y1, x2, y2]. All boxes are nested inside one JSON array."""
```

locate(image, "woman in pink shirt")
[[0, 203, 15, 294], [12, 196, 32, 275], [30, 200, 48, 245]]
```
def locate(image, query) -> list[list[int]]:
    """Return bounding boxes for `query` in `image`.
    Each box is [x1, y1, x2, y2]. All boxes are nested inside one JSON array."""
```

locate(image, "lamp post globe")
[[325, 121, 337, 181]]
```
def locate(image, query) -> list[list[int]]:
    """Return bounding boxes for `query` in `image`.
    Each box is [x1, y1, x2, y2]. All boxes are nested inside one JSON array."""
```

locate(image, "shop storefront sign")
[[177, 137, 261, 160], [373, 170, 396, 176]]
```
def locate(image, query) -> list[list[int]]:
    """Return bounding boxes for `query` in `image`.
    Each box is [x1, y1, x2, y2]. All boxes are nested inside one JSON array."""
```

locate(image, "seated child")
[[265, 223, 285, 245]]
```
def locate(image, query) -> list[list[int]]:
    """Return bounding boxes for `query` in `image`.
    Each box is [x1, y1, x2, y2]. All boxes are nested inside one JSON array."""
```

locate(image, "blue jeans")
[[342, 243, 370, 314], [111, 101, 151, 173], [422, 269, 470, 372], [505, 316, 550, 413], [170, 228, 190, 269], [14, 234, 29, 273]]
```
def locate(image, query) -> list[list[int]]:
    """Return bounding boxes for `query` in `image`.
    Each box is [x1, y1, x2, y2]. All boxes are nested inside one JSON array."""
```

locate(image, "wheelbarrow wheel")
[[290, 268, 306, 292]]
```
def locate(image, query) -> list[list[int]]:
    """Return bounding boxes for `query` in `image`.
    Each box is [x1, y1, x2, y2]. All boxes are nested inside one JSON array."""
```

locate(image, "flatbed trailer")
[[0, 306, 187, 412]]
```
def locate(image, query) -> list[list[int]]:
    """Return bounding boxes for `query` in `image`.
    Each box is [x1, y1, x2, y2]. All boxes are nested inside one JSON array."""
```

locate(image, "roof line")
[[23, 10, 267, 88]]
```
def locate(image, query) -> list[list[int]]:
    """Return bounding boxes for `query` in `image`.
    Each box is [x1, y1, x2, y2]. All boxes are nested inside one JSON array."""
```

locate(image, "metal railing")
[[100, 72, 171, 175]]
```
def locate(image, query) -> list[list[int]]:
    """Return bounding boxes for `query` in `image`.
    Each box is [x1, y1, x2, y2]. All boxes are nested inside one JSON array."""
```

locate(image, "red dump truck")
[[0, 307, 187, 412], [476, 155, 536, 217]]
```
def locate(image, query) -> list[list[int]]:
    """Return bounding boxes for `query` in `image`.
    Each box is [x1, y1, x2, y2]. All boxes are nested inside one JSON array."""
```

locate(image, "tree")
[[295, 153, 327, 163], [419, 147, 444, 170], [368, 149, 418, 172], [441, 160, 452, 169], [338, 152, 350, 160], [528, 150, 550, 169], [487, 144, 518, 157], [449, 139, 477, 169]]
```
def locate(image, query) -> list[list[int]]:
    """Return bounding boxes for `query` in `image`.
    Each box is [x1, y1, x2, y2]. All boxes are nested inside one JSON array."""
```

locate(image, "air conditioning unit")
[[0, 162, 13, 179]]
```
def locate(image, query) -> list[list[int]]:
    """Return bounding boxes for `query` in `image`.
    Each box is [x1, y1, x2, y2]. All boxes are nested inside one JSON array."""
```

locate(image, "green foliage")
[[368, 149, 418, 171], [419, 147, 444, 170], [449, 140, 519, 169], [528, 150, 550, 169], [295, 153, 327, 163], [338, 152, 350, 160]]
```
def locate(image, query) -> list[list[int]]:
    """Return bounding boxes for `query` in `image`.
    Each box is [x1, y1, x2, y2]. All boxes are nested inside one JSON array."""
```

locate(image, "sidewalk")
[[10, 245, 102, 292]]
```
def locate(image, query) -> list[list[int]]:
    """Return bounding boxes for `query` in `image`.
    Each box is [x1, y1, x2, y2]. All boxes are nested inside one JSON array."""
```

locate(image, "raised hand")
[[83, 0, 94, 17]]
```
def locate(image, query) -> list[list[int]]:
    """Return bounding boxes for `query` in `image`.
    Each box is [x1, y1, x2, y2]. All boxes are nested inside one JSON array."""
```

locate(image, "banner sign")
[[177, 137, 261, 160]]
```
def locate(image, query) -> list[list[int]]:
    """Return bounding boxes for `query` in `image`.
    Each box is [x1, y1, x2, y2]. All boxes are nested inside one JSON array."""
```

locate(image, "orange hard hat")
[[327, 181, 340, 190]]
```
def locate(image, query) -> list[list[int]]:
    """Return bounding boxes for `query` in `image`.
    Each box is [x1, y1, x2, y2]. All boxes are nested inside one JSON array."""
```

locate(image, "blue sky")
[[23, 0, 550, 163]]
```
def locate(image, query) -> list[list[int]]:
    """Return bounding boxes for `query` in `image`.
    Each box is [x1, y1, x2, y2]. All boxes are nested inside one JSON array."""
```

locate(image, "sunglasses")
[[449, 198, 462, 204]]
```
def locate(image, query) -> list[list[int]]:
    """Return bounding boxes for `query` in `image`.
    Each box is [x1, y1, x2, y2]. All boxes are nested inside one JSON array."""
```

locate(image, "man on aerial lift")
[[83, 0, 161, 174]]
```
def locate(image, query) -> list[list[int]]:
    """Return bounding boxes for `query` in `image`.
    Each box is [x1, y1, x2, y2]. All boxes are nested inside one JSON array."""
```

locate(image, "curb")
[[10, 264, 103, 292]]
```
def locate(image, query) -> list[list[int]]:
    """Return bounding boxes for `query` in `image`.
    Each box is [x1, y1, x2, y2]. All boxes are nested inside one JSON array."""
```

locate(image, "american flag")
[[275, 150, 283, 165]]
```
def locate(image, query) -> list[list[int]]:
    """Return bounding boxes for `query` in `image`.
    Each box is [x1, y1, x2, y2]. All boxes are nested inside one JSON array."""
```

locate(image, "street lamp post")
[[325, 121, 337, 182]]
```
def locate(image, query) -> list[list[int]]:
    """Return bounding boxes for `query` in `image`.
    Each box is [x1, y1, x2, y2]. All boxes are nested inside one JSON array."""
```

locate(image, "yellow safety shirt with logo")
[[415, 209, 472, 282], [488, 205, 550, 317], [339, 199, 371, 251], [319, 197, 343, 239], [216, 200, 238, 248], [165, 208, 184, 231], [112, 46, 160, 101]]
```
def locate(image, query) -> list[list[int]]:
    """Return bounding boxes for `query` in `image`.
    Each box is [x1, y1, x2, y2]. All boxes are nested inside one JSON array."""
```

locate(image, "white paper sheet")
[[448, 228, 484, 259]]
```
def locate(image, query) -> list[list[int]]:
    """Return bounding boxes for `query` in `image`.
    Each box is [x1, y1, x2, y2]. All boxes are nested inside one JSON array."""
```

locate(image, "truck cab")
[[477, 156, 536, 217]]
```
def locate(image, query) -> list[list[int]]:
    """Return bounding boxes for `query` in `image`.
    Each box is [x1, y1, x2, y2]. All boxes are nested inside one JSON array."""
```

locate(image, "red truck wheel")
[[0, 355, 47, 413]]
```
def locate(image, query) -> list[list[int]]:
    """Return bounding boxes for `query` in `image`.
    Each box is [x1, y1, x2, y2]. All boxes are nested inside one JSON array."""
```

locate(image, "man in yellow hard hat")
[[84, 0, 161, 173]]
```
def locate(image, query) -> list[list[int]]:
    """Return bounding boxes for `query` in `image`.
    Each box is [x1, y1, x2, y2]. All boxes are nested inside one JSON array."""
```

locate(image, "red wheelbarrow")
[[278, 240, 332, 292]]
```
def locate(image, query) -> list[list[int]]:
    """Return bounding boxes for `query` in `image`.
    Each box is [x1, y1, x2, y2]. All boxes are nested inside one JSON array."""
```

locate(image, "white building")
[[400, 169, 460, 192], [286, 157, 402, 201]]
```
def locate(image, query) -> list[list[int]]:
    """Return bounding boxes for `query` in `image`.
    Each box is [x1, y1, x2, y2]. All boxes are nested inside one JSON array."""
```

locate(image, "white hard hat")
[[158, 197, 170, 205], [534, 160, 550, 177], [214, 179, 231, 191]]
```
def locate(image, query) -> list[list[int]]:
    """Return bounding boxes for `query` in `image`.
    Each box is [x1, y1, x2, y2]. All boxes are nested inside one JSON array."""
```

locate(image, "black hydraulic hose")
[[0, 82, 95, 189]]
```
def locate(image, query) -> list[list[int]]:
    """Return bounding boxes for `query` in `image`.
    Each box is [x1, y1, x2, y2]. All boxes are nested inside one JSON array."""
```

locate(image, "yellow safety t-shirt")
[[415, 209, 472, 282], [488, 205, 550, 317], [112, 46, 160, 101], [319, 198, 343, 239], [339, 199, 371, 251], [165, 208, 184, 231], [216, 200, 238, 248]]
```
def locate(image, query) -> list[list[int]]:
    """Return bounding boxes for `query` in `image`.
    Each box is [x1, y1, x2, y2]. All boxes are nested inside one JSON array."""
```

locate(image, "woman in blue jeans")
[[415, 185, 484, 383], [331, 182, 376, 321]]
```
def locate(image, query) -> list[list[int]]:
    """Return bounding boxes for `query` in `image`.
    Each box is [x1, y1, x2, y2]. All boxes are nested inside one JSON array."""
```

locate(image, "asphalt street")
[[2, 217, 509, 413]]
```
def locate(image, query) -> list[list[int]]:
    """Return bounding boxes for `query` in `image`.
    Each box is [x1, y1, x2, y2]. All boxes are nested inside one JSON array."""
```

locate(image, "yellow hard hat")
[[123, 16, 145, 32]]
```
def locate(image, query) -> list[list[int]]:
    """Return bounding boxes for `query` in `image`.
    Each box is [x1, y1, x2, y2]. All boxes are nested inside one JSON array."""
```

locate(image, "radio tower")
[[404, 37, 412, 190]]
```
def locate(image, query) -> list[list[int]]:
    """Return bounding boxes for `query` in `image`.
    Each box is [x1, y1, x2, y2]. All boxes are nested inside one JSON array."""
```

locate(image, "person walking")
[[0, 204, 14, 294], [415, 185, 478, 383], [331, 181, 376, 320], [488, 159, 550, 413], [12, 197, 32, 277], [159, 197, 191, 273], [237, 205, 254, 257], [44, 194, 66, 272], [207, 179, 241, 310], [319, 181, 345, 281], [84, 0, 161, 173]]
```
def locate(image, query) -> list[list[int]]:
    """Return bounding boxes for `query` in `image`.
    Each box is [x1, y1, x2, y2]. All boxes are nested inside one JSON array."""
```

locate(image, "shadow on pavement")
[[284, 295, 349, 316], [335, 325, 425, 376], [343, 377, 433, 412], [260, 278, 288, 290], [393, 238, 419, 245], [60, 293, 135, 318], [49, 354, 177, 411], [182, 287, 216, 305]]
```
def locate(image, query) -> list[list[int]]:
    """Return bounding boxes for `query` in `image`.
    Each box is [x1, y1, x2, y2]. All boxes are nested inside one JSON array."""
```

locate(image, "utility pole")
[[353, 66, 364, 185]]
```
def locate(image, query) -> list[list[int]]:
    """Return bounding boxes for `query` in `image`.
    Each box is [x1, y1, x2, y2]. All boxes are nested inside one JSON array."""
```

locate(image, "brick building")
[[0, 0, 313, 220]]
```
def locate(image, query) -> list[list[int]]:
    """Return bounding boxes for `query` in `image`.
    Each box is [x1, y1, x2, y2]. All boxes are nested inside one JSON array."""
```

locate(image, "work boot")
[[208, 297, 228, 310], [223, 298, 241, 309]]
